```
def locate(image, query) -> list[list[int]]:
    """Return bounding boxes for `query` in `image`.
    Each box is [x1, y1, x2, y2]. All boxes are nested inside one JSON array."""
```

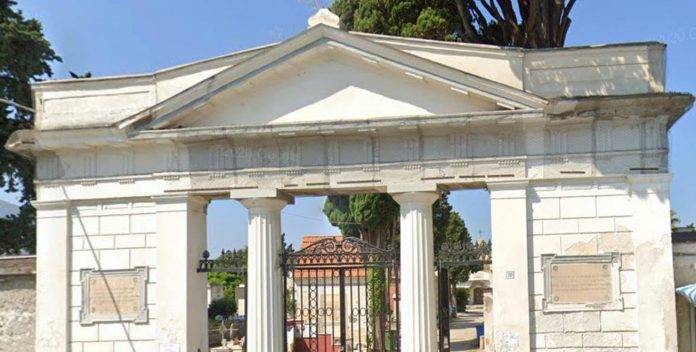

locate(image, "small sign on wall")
[[541, 253, 623, 312], [80, 267, 149, 324]]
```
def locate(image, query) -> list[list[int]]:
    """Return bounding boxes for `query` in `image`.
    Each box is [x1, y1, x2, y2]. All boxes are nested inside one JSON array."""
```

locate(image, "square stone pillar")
[[391, 191, 439, 352], [488, 181, 531, 352], [239, 197, 290, 352], [628, 174, 678, 351], [154, 195, 209, 352], [34, 200, 70, 352]]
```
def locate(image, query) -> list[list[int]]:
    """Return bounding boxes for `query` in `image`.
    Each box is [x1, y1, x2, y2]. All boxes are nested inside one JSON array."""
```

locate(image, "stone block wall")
[[69, 200, 158, 351], [0, 256, 36, 352], [528, 179, 639, 351]]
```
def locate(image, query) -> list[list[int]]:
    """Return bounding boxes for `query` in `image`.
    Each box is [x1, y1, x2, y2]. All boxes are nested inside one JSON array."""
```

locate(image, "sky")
[[9, 0, 696, 252]]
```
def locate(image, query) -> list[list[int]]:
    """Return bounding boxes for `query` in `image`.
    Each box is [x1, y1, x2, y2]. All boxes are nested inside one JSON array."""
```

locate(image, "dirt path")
[[448, 305, 484, 352]]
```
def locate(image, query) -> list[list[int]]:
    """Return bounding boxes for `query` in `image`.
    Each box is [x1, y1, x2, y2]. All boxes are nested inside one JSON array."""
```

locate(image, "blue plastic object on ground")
[[476, 324, 485, 339]]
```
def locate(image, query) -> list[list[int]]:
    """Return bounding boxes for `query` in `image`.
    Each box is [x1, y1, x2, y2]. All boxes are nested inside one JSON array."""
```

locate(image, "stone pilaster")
[[488, 180, 531, 352], [239, 197, 290, 352], [628, 174, 678, 351], [391, 191, 439, 352], [154, 195, 209, 352], [33, 200, 70, 352]]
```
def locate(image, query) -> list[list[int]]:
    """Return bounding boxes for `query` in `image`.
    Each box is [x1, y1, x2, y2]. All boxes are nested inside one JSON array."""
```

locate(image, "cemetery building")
[[5, 8, 694, 352]]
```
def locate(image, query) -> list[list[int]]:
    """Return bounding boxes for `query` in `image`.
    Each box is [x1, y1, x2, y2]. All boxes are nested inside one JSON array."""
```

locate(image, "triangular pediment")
[[120, 25, 546, 132]]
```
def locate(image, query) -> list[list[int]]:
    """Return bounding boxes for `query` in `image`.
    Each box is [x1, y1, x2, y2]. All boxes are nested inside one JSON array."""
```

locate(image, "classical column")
[[34, 200, 70, 352], [628, 174, 678, 351], [391, 191, 439, 352], [154, 195, 208, 352], [239, 197, 290, 352], [488, 181, 530, 352]]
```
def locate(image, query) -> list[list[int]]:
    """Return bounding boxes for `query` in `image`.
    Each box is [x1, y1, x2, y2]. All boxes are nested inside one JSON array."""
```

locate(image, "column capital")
[[239, 197, 291, 211], [231, 188, 294, 205], [386, 182, 438, 194], [391, 191, 439, 206]]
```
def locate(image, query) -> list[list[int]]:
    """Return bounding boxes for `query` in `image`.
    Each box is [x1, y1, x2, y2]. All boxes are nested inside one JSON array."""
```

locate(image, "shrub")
[[208, 297, 237, 319]]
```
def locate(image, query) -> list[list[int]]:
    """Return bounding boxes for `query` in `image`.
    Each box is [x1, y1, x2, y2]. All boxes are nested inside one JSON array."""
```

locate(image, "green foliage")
[[323, 193, 399, 246], [331, 0, 577, 48], [367, 267, 388, 349], [0, 0, 60, 254], [286, 292, 296, 316], [207, 248, 248, 306], [454, 287, 468, 312], [208, 297, 237, 319]]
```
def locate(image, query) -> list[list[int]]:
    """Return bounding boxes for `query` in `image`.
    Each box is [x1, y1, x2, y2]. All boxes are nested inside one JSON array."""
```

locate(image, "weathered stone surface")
[[533, 311, 564, 333], [563, 311, 600, 332], [622, 332, 639, 347], [544, 332, 582, 348], [582, 332, 622, 347], [598, 233, 634, 253], [562, 235, 599, 255], [601, 310, 639, 331], [0, 275, 35, 352]]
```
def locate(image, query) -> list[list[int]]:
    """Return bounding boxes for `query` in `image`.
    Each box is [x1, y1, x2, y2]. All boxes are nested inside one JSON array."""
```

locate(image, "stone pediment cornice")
[[6, 92, 692, 156], [116, 24, 548, 133]]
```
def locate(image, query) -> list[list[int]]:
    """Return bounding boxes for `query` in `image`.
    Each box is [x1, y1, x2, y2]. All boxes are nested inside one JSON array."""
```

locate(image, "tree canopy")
[[323, 193, 399, 248], [331, 0, 576, 48], [323, 191, 471, 252], [0, 0, 60, 254]]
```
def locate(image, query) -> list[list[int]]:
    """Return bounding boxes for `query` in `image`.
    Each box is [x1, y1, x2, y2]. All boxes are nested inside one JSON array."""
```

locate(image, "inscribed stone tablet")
[[549, 262, 612, 304], [81, 267, 148, 324]]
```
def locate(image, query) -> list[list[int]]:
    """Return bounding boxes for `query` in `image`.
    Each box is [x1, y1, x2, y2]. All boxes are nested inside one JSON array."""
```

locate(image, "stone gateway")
[[5, 8, 693, 352]]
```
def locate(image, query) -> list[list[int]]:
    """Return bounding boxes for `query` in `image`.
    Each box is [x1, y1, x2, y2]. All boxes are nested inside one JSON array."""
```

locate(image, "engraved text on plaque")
[[550, 262, 612, 304], [542, 254, 623, 312], [80, 267, 148, 324]]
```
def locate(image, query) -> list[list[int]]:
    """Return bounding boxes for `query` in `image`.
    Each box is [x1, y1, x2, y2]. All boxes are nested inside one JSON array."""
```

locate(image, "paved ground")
[[449, 305, 484, 352]]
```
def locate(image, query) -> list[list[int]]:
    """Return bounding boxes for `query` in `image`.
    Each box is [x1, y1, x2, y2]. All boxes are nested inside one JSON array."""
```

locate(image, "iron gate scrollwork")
[[283, 236, 400, 352], [436, 241, 492, 352]]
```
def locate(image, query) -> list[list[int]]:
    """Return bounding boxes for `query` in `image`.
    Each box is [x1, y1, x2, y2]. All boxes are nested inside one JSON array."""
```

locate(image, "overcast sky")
[[8, 0, 696, 252]]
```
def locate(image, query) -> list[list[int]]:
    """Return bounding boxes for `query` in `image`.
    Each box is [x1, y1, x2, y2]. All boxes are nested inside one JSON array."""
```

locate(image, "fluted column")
[[392, 191, 440, 352], [239, 197, 289, 352]]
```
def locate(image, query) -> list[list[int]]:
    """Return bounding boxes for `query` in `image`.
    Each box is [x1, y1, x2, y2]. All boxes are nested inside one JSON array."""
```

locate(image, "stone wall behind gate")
[[0, 256, 35, 352], [69, 200, 158, 351], [528, 179, 640, 351]]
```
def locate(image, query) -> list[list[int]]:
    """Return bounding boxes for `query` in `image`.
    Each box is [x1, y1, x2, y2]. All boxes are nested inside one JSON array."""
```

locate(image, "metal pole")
[[339, 268, 347, 350], [0, 98, 35, 113]]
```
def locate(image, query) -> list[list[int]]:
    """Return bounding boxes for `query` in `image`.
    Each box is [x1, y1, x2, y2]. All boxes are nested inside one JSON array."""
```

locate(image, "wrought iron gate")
[[436, 241, 492, 352], [283, 236, 400, 352]]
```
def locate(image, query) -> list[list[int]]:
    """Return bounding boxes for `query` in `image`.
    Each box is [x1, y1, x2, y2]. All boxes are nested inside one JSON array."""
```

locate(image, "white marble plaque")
[[80, 267, 148, 324], [549, 262, 612, 304], [542, 254, 623, 312]]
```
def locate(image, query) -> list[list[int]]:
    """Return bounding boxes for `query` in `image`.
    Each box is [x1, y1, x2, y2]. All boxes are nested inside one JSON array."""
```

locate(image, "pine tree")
[[332, 0, 577, 48], [0, 0, 60, 254]]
